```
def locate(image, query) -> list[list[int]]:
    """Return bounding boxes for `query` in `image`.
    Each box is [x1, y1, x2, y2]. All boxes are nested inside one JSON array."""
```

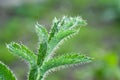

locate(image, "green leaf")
[[35, 23, 48, 66], [47, 29, 79, 60], [49, 16, 87, 34], [28, 66, 40, 80], [37, 42, 47, 66], [6, 16, 91, 80], [48, 16, 70, 41], [35, 23, 48, 43], [49, 17, 60, 41], [0, 61, 16, 80], [60, 16, 87, 30], [6, 42, 37, 66], [46, 16, 87, 60], [40, 54, 92, 78]]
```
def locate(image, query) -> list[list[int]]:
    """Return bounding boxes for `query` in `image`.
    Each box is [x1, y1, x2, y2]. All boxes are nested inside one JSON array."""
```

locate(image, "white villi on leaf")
[[0, 61, 16, 80], [5, 16, 92, 80]]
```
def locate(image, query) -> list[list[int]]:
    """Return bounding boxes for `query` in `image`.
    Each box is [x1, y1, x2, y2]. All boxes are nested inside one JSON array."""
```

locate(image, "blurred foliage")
[[0, 0, 120, 80]]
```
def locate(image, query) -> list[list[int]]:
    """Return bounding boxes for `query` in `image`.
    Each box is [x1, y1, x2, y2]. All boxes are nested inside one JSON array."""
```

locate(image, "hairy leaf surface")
[[40, 54, 92, 78], [28, 66, 40, 80], [35, 23, 48, 43], [0, 61, 16, 80], [47, 16, 87, 60], [49, 17, 60, 41], [47, 29, 79, 60], [6, 16, 92, 80], [60, 16, 87, 30], [35, 23, 48, 66], [7, 42, 37, 66]]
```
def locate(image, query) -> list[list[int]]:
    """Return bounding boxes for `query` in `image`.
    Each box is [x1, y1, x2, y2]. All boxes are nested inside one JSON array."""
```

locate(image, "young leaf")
[[40, 54, 92, 79], [0, 61, 16, 80], [35, 23, 48, 66], [46, 29, 79, 60], [37, 42, 47, 66], [48, 17, 60, 41], [35, 23, 48, 43], [46, 16, 87, 60], [60, 16, 87, 30], [6, 42, 37, 66], [49, 16, 87, 34], [28, 66, 40, 80]]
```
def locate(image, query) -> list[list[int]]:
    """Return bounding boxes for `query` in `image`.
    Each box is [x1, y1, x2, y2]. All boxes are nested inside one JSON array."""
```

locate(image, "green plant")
[[0, 16, 92, 80]]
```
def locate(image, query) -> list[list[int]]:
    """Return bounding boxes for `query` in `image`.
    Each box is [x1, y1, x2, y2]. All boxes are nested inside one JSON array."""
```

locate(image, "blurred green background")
[[0, 0, 120, 80]]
